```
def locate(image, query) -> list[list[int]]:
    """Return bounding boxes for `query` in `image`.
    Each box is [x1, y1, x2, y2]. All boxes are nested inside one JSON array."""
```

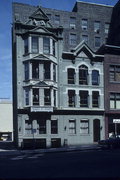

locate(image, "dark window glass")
[[37, 120, 46, 134], [32, 62, 39, 79], [92, 91, 99, 107], [24, 63, 29, 80], [32, 36, 39, 53], [53, 64, 56, 82], [92, 70, 99, 85], [68, 90, 75, 107], [33, 89, 39, 105], [44, 89, 51, 106], [68, 68, 75, 84], [54, 90, 56, 107], [25, 88, 29, 106], [43, 37, 50, 54], [51, 120, 58, 134], [24, 38, 28, 54], [44, 63, 50, 80], [79, 65, 88, 85], [79, 91, 88, 107]]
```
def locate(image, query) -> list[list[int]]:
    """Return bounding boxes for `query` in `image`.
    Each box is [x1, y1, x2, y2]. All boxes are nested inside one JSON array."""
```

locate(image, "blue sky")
[[0, 0, 118, 100]]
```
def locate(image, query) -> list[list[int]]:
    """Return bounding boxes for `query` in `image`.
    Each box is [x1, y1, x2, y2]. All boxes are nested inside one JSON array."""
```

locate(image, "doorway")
[[93, 119, 100, 142]]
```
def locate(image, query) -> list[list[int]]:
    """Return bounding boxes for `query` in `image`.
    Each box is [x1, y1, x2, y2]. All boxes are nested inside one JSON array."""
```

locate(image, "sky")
[[0, 0, 119, 100]]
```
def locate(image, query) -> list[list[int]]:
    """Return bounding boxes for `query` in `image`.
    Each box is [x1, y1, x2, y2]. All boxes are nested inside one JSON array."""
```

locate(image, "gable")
[[29, 7, 49, 21]]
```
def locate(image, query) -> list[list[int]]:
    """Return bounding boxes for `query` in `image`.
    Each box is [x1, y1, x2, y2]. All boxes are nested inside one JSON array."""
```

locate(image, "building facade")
[[0, 99, 13, 141], [12, 1, 116, 148]]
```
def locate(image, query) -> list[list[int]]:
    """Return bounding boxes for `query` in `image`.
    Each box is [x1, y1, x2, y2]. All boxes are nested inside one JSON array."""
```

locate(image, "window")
[[32, 62, 39, 79], [69, 120, 76, 134], [70, 17, 76, 29], [24, 38, 28, 54], [68, 68, 75, 84], [68, 90, 76, 107], [70, 34, 76, 46], [54, 90, 56, 107], [44, 89, 51, 106], [51, 120, 58, 134], [81, 35, 88, 44], [43, 37, 50, 54], [47, 14, 51, 20], [52, 40, 55, 56], [95, 37, 101, 47], [37, 120, 46, 134], [80, 119, 89, 134], [55, 15, 60, 25], [25, 88, 29, 106], [94, 21, 100, 33], [81, 19, 88, 30], [79, 91, 88, 107], [24, 62, 29, 80], [33, 89, 39, 105], [110, 65, 120, 82], [44, 63, 50, 80], [105, 23, 110, 34], [110, 93, 120, 109], [25, 120, 32, 135], [79, 65, 88, 85], [92, 70, 99, 85], [32, 36, 38, 53], [53, 64, 56, 82], [92, 91, 99, 107]]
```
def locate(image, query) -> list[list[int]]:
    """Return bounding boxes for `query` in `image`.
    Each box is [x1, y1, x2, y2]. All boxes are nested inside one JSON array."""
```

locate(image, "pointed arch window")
[[79, 65, 88, 85]]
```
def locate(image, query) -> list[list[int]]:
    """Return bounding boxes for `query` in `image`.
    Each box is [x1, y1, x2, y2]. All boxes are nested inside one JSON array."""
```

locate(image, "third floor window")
[[92, 70, 99, 85], [32, 36, 39, 53], [79, 65, 88, 85], [68, 68, 75, 84]]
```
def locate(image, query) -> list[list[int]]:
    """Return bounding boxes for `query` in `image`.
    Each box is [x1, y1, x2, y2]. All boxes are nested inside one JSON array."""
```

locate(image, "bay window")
[[32, 36, 39, 53]]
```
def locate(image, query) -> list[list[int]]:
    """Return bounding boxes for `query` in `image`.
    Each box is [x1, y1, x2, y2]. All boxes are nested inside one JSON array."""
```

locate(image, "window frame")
[[92, 70, 99, 85], [69, 119, 76, 134], [67, 68, 75, 84], [92, 91, 99, 108], [68, 90, 76, 107], [80, 119, 89, 134], [79, 90, 89, 107], [31, 36, 39, 53], [79, 65, 88, 85]]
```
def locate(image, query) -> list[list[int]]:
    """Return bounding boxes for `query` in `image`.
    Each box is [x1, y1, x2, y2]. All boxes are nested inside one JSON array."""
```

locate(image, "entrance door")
[[93, 119, 100, 142]]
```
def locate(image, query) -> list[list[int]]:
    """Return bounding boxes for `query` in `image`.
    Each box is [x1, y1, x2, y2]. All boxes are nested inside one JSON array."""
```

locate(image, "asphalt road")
[[0, 149, 120, 179]]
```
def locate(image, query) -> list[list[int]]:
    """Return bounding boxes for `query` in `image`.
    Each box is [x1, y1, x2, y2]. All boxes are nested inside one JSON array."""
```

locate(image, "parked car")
[[98, 136, 120, 149]]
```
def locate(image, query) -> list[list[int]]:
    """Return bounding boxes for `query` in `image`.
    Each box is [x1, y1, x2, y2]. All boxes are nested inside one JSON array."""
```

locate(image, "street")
[[0, 149, 120, 179]]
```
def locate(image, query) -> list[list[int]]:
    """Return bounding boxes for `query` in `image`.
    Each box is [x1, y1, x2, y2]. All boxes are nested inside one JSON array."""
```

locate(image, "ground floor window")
[[80, 119, 89, 134], [69, 119, 76, 134], [37, 120, 46, 134], [25, 120, 32, 135]]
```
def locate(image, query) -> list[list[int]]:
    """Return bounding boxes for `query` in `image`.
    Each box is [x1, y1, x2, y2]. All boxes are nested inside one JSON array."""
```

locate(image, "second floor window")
[[68, 68, 75, 84], [32, 36, 39, 53], [32, 62, 39, 79], [92, 91, 99, 107], [68, 90, 75, 107], [33, 89, 39, 105], [92, 70, 99, 85], [79, 91, 88, 107], [79, 65, 88, 85], [69, 120, 76, 134], [43, 37, 50, 54], [44, 89, 51, 106], [110, 65, 120, 82], [110, 93, 120, 109]]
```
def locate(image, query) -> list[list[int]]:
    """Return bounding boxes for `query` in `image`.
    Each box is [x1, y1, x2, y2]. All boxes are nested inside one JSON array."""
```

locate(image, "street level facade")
[[12, 1, 119, 148]]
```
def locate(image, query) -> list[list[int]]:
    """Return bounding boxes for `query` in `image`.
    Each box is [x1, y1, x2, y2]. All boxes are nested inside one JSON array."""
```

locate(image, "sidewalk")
[[0, 142, 101, 156]]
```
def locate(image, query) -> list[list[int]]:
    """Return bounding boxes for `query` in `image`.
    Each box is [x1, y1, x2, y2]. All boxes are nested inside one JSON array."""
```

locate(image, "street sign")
[[113, 119, 120, 123]]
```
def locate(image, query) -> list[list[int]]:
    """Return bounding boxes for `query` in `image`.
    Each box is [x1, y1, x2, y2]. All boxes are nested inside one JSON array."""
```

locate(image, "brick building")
[[12, 1, 117, 148]]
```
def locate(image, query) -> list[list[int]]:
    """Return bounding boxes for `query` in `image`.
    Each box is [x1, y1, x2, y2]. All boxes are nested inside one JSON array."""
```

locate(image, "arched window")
[[92, 70, 99, 85], [79, 65, 88, 85], [67, 68, 75, 84]]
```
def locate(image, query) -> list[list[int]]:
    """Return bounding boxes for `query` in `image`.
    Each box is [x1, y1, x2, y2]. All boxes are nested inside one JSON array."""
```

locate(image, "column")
[[29, 36, 31, 53], [51, 89, 54, 107], [40, 88, 44, 106], [46, 119, 51, 148], [39, 63, 44, 81], [30, 88, 32, 106], [50, 63, 53, 81]]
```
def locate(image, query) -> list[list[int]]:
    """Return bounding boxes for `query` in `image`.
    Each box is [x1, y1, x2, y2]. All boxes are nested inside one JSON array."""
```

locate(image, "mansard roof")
[[62, 41, 104, 61]]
